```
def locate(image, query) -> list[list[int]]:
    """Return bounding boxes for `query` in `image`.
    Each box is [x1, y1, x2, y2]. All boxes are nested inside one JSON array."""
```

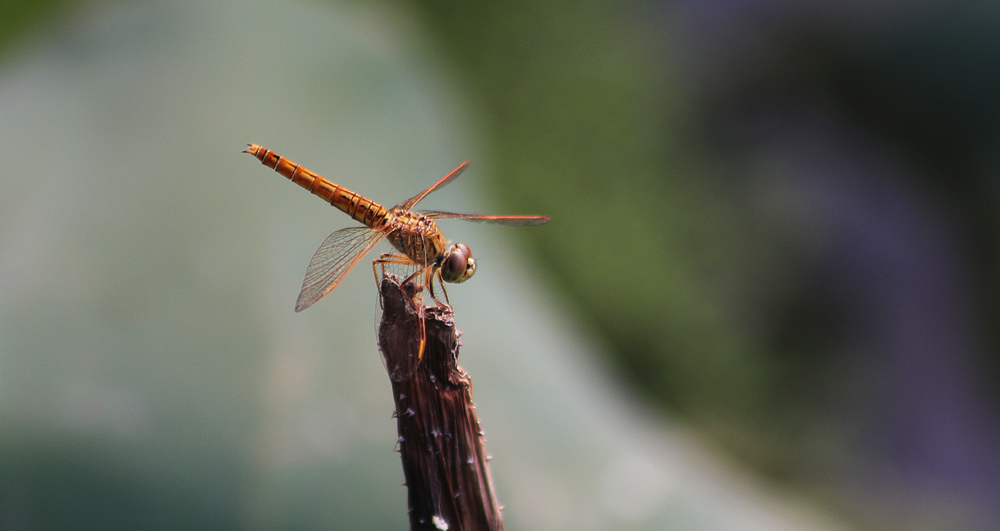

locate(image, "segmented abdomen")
[[244, 144, 388, 229]]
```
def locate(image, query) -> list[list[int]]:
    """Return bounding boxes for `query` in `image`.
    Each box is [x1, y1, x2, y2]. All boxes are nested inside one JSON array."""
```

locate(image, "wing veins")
[[394, 161, 470, 211], [295, 226, 386, 312], [421, 210, 551, 226]]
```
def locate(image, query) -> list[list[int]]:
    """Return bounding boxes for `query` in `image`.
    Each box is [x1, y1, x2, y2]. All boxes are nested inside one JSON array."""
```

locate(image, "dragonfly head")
[[439, 243, 476, 284]]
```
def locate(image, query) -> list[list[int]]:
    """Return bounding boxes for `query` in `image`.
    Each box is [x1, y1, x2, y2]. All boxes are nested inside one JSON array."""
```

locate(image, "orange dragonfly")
[[244, 144, 549, 371]]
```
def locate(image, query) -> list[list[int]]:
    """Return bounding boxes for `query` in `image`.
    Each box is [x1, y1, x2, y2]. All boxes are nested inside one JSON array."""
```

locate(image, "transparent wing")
[[421, 211, 551, 226], [393, 161, 470, 211], [295, 226, 386, 312]]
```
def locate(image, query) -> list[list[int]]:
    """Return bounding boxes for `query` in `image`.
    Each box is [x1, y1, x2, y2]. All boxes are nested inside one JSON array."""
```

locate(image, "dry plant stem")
[[377, 275, 504, 531]]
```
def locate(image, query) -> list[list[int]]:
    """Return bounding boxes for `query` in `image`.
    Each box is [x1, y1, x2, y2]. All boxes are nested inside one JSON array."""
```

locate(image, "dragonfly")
[[244, 144, 549, 374]]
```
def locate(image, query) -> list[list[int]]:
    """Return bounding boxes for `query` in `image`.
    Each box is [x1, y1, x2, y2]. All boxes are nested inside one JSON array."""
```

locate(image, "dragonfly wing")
[[295, 226, 385, 312], [393, 161, 470, 211], [421, 210, 551, 226]]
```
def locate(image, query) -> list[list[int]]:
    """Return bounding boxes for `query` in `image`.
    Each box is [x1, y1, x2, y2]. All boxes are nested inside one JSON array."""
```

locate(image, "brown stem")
[[377, 274, 504, 531]]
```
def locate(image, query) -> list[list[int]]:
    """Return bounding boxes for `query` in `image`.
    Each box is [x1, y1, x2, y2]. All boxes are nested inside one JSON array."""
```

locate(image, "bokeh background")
[[2, 0, 998, 529]]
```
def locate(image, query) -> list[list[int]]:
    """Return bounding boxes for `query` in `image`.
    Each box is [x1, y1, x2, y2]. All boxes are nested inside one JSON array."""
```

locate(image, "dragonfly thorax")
[[385, 210, 447, 266]]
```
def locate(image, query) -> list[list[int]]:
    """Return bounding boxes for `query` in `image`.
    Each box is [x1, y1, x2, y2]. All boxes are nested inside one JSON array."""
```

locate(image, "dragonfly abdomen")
[[244, 144, 389, 228]]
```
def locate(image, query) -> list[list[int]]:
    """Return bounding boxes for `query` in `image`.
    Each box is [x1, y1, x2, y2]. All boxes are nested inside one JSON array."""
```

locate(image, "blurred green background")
[[2, 0, 998, 530]]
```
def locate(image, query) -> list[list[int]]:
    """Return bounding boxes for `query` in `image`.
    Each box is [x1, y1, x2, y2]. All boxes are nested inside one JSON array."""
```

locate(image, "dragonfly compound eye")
[[441, 243, 476, 283]]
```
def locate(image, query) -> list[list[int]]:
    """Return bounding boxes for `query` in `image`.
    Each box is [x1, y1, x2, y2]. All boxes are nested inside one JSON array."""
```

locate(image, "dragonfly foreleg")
[[426, 267, 451, 308]]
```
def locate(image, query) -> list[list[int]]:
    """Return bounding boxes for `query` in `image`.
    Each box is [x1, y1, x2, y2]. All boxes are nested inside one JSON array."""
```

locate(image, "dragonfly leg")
[[401, 266, 428, 290], [373, 253, 421, 296], [426, 267, 451, 308], [372, 253, 392, 288], [374, 253, 429, 293], [438, 270, 452, 306], [373, 253, 412, 278]]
